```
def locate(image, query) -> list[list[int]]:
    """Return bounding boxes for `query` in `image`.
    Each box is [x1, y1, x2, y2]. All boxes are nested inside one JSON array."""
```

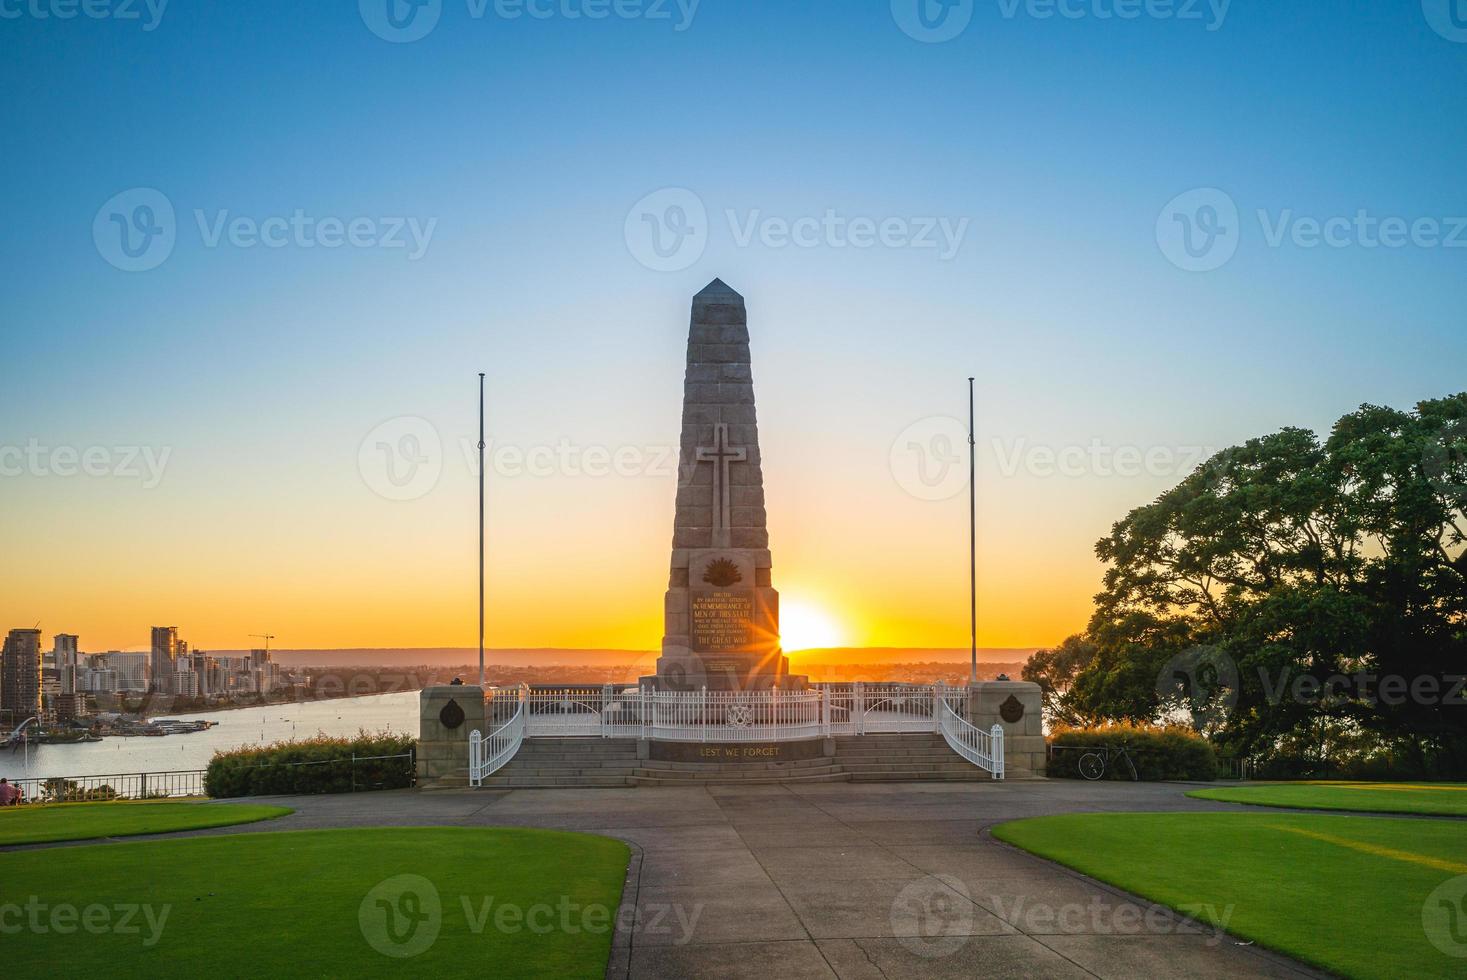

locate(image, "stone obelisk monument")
[[651, 280, 802, 691]]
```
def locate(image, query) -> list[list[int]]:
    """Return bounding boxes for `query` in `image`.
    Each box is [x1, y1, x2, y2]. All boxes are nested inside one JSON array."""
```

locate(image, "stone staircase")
[[833, 733, 997, 782], [471, 734, 1012, 788], [478, 738, 642, 789]]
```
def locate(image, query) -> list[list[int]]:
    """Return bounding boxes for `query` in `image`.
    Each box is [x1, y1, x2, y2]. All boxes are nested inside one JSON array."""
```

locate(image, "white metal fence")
[[468, 686, 527, 786], [470, 682, 1005, 780], [938, 698, 1004, 779], [7, 769, 207, 803]]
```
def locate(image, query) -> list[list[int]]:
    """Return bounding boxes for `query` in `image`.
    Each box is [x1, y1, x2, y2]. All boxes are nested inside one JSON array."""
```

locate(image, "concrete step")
[[639, 758, 836, 773], [833, 762, 979, 768], [496, 767, 640, 777], [631, 765, 845, 781], [480, 775, 634, 788], [631, 771, 852, 786], [849, 771, 996, 782]]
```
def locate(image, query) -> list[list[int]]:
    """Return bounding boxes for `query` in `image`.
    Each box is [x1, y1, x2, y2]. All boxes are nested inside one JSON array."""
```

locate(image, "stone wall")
[[967, 680, 1045, 778], [418, 685, 486, 789]]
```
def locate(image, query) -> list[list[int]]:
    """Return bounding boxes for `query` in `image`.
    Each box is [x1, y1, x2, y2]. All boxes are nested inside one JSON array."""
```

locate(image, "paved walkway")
[[14, 781, 1327, 978]]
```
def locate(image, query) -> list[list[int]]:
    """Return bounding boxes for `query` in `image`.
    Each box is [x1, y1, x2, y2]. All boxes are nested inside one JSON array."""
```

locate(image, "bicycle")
[[1054, 742, 1139, 781]]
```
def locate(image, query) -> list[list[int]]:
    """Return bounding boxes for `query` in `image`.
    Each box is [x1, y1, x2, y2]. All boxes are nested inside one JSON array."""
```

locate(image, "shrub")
[[1047, 724, 1217, 781], [206, 731, 415, 798]]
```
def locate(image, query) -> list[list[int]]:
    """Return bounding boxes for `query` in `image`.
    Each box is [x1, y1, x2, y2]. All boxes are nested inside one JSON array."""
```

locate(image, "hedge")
[[1047, 724, 1217, 781], [205, 731, 415, 798]]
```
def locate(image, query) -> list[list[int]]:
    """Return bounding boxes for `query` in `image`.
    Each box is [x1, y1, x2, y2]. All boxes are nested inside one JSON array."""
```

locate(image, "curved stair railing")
[[937, 698, 1004, 779], [468, 688, 527, 786]]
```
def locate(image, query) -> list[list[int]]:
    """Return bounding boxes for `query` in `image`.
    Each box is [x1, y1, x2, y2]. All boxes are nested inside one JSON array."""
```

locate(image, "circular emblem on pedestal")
[[438, 698, 465, 730], [726, 704, 754, 728], [999, 695, 1025, 724]]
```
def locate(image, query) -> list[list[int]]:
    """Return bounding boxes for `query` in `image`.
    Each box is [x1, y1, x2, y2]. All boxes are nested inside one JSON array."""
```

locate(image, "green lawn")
[[0, 827, 630, 978], [1189, 781, 1467, 817], [993, 812, 1467, 980], [0, 800, 292, 845]]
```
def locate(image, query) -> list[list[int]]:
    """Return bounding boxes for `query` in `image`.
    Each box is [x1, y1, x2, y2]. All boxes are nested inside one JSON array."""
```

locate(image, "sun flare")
[[778, 599, 845, 652]]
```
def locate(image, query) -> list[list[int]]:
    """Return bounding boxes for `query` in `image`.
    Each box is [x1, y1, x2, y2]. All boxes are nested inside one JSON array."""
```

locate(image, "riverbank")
[[0, 690, 418, 781]]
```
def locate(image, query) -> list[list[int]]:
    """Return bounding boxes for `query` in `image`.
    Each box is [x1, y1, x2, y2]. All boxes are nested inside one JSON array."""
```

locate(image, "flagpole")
[[478, 372, 486, 689], [968, 376, 977, 685]]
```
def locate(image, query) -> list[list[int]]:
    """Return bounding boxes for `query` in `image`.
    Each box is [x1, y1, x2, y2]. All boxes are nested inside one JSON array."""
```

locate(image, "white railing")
[[469, 682, 1007, 779], [822, 682, 968, 736], [641, 688, 828, 742], [937, 697, 1004, 779], [8, 769, 207, 802], [468, 687, 527, 786]]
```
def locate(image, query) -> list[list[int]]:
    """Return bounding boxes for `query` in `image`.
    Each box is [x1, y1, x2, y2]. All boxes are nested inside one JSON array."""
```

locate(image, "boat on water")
[[33, 731, 104, 745]]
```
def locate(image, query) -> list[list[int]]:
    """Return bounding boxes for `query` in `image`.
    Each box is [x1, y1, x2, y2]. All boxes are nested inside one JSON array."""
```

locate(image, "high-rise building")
[[173, 669, 199, 698], [150, 626, 182, 693], [53, 633, 79, 695], [1, 628, 43, 723], [94, 652, 148, 692]]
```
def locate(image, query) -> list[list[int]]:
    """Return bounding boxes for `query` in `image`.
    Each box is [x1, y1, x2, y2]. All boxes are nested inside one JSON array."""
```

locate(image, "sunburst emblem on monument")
[[726, 703, 754, 728], [702, 557, 742, 587]]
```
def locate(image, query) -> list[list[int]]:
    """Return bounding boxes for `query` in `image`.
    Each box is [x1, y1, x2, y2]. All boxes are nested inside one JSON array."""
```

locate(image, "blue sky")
[[2, 0, 1464, 651]]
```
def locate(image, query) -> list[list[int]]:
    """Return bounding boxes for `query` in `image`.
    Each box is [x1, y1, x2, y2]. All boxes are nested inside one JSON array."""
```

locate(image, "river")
[[0, 691, 419, 781]]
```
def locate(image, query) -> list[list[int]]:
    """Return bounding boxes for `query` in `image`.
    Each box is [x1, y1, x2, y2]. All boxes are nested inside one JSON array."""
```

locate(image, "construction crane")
[[249, 633, 276, 655]]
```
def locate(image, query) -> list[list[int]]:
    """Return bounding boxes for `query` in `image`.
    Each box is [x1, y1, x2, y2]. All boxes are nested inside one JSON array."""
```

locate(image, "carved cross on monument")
[[695, 422, 747, 548]]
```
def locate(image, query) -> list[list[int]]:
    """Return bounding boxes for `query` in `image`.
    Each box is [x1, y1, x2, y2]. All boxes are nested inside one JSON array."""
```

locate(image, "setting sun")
[[778, 599, 845, 652]]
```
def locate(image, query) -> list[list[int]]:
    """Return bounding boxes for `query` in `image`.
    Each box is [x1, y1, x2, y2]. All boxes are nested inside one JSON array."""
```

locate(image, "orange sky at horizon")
[[2, 413, 1115, 656]]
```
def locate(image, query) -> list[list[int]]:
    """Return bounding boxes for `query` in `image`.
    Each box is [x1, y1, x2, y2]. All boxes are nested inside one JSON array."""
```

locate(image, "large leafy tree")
[[1068, 394, 1467, 775]]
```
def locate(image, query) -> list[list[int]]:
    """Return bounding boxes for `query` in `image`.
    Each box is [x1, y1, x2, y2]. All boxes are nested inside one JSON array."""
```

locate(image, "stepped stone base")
[[472, 734, 1039, 788]]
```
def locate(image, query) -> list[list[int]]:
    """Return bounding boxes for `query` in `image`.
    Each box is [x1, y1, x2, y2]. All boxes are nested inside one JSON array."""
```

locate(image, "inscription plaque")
[[690, 590, 754, 652]]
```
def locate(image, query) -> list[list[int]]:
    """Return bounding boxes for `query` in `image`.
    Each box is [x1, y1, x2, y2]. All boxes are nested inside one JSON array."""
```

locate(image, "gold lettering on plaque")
[[691, 591, 753, 651]]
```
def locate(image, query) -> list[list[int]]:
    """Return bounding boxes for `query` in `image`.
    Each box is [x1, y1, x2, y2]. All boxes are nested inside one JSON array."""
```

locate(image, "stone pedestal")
[[967, 680, 1045, 778], [418, 685, 486, 789]]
